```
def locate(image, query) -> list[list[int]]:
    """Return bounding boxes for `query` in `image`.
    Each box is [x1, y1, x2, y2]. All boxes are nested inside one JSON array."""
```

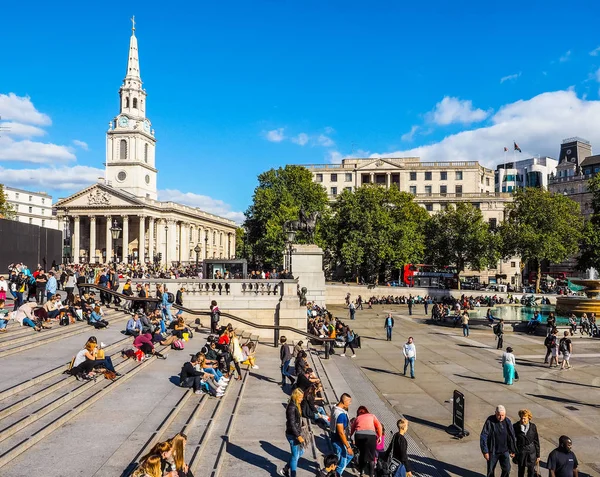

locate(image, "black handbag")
[[382, 434, 402, 476], [514, 368, 519, 381]]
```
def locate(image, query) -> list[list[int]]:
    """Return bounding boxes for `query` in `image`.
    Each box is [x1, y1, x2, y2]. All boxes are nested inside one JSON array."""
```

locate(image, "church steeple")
[[106, 17, 157, 201]]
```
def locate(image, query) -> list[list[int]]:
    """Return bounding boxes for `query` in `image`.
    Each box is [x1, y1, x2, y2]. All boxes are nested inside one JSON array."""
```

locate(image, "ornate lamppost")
[[164, 224, 169, 267], [110, 220, 122, 265], [194, 244, 201, 269], [285, 227, 297, 275], [204, 234, 209, 260]]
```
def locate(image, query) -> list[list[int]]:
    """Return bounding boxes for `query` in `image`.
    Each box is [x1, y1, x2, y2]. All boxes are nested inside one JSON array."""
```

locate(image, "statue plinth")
[[291, 244, 326, 307]]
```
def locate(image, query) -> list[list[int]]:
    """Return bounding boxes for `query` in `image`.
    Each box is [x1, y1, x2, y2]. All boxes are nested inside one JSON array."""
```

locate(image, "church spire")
[[125, 16, 141, 85]]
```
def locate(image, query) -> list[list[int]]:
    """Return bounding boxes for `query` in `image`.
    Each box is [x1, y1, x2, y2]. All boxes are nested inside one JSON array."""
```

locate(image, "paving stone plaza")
[[1, 295, 599, 476]]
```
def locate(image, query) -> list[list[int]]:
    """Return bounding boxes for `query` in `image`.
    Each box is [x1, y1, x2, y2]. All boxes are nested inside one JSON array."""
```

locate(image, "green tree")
[[577, 174, 600, 272], [325, 185, 429, 283], [235, 226, 246, 259], [243, 165, 329, 268], [425, 203, 499, 290], [501, 188, 583, 293], [0, 184, 15, 220]]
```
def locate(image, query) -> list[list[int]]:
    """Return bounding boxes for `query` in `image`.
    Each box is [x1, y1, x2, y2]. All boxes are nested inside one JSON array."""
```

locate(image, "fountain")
[[555, 267, 600, 315]]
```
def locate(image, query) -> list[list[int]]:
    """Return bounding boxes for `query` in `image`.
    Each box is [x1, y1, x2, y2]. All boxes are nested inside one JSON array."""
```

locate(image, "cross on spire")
[[131, 15, 136, 33]]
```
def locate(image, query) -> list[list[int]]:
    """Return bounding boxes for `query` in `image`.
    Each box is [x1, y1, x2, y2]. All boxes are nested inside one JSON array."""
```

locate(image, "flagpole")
[[503, 148, 508, 193]]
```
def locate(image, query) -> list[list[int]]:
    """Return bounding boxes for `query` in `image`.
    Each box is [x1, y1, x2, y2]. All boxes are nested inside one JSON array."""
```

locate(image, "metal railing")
[[78, 284, 334, 358]]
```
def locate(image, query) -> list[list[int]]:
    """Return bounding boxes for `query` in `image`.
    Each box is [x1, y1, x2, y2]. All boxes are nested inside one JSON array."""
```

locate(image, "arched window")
[[125, 97, 130, 108], [219, 233, 223, 245], [213, 231, 216, 245], [119, 139, 127, 160], [144, 143, 149, 163], [133, 98, 138, 109]]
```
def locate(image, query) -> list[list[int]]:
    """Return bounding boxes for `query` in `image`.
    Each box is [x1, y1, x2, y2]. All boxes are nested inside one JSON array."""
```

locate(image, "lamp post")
[[164, 224, 169, 267], [194, 244, 201, 269], [204, 234, 209, 260], [110, 220, 122, 265], [514, 272, 520, 292], [285, 228, 297, 275]]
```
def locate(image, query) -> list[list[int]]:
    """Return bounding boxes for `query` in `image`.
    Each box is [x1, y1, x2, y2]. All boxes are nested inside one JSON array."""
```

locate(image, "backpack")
[[544, 335, 554, 347], [559, 338, 568, 353], [60, 314, 70, 326], [167, 292, 175, 304], [493, 323, 501, 336], [171, 339, 185, 350]]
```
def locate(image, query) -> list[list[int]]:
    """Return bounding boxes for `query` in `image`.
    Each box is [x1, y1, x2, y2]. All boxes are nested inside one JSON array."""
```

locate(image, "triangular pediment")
[[55, 183, 145, 209], [356, 158, 403, 171]]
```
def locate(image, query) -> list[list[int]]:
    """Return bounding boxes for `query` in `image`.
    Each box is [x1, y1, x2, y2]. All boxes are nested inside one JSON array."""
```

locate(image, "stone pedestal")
[[291, 244, 326, 307]]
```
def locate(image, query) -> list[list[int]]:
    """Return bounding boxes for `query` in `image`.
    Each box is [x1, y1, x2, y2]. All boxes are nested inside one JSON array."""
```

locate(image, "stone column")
[[370, 172, 375, 184], [138, 216, 146, 264], [148, 217, 155, 261], [89, 216, 97, 264], [167, 220, 177, 264], [156, 219, 165, 264], [105, 215, 113, 264], [180, 223, 189, 262], [386, 172, 391, 188], [122, 216, 129, 263], [228, 232, 232, 258], [73, 216, 81, 264]]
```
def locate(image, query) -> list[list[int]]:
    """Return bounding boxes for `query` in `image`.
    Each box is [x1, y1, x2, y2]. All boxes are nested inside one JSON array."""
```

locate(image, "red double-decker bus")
[[401, 264, 458, 288]]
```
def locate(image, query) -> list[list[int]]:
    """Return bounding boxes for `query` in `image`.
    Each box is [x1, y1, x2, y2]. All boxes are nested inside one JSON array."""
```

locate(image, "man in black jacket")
[[480, 405, 516, 477]]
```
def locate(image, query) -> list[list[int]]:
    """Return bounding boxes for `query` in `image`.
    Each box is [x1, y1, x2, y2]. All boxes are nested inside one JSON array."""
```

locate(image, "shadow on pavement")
[[537, 377, 600, 389], [526, 393, 600, 408], [457, 344, 490, 349], [249, 372, 279, 384], [410, 454, 485, 477], [360, 335, 387, 341], [361, 366, 402, 376], [403, 414, 448, 432], [454, 374, 500, 385]]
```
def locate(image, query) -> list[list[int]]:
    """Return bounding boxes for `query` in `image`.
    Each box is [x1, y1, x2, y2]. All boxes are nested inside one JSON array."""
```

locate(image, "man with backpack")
[[559, 331, 572, 370], [494, 319, 505, 350], [161, 286, 175, 323], [544, 329, 558, 364]]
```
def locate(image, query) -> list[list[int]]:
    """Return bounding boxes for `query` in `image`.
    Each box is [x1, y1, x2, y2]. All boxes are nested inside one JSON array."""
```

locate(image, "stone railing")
[[130, 279, 295, 298]]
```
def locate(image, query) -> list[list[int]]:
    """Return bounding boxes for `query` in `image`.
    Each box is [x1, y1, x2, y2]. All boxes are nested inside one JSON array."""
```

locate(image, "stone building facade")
[[54, 22, 236, 265], [3, 186, 58, 229]]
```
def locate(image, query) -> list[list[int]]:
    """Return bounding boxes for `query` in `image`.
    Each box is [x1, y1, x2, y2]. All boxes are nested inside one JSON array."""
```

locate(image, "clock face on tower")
[[118, 116, 129, 128], [143, 120, 150, 132]]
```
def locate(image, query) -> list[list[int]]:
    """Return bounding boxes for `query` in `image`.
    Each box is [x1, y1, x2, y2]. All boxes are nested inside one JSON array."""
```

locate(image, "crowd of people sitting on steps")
[[132, 432, 193, 477], [278, 336, 412, 477]]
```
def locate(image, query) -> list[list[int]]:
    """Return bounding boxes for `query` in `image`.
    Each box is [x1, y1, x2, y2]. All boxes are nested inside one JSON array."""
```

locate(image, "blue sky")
[[3, 0, 600, 221]]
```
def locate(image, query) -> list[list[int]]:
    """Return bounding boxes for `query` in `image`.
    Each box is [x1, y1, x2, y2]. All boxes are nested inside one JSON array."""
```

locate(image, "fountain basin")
[[555, 278, 600, 315]]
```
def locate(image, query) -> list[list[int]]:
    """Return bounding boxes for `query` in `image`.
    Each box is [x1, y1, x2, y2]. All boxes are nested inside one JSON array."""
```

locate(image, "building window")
[[345, 186, 352, 192], [331, 173, 338, 182], [42, 220, 45, 227], [29, 206, 33, 213], [119, 139, 128, 160], [42, 198, 45, 204], [29, 218, 33, 224], [409, 186, 417, 195], [29, 195, 32, 202], [409, 172, 417, 181], [125, 97, 130, 108], [144, 143, 149, 163], [424, 171, 432, 181], [511, 261, 516, 268], [455, 185, 463, 196], [472, 202, 480, 209], [424, 185, 432, 196], [345, 173, 353, 182], [213, 231, 216, 245], [425, 204, 433, 212], [456, 171, 463, 180], [362, 174, 370, 184], [133, 98, 138, 109], [440, 171, 447, 181], [15, 192, 19, 200], [489, 218, 497, 230], [315, 173, 323, 183], [440, 185, 447, 195], [41, 209, 44, 215], [486, 177, 490, 186], [331, 187, 338, 196]]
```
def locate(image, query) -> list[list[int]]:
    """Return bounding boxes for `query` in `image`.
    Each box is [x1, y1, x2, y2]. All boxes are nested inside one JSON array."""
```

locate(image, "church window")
[[117, 171, 127, 182], [213, 231, 216, 245], [144, 143, 149, 163], [145, 175, 150, 184], [125, 97, 129, 108], [119, 139, 128, 160], [133, 98, 138, 109]]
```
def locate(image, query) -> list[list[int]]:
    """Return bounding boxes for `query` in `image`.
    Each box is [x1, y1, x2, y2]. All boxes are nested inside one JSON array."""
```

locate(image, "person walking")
[[329, 393, 354, 476], [494, 319, 505, 349], [502, 347, 516, 385], [340, 326, 357, 358], [210, 300, 220, 334], [559, 331, 573, 370], [402, 337, 416, 379], [547, 436, 578, 477], [544, 328, 558, 364], [279, 336, 295, 387], [383, 418, 412, 477], [279, 388, 306, 477], [384, 313, 394, 341], [350, 406, 383, 477], [480, 405, 516, 477], [407, 296, 413, 316], [513, 409, 540, 477], [462, 311, 470, 337], [349, 301, 356, 320]]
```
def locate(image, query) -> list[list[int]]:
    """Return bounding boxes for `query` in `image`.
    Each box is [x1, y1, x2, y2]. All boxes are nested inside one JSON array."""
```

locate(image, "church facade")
[[55, 22, 237, 265]]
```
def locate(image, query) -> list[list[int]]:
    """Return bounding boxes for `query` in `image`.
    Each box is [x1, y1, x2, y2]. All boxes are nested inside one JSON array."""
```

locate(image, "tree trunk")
[[535, 261, 541, 294], [456, 271, 461, 290]]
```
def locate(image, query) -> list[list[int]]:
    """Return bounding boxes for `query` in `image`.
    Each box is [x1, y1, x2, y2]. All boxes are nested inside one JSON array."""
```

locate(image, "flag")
[[514, 142, 522, 153], [504, 147, 508, 152]]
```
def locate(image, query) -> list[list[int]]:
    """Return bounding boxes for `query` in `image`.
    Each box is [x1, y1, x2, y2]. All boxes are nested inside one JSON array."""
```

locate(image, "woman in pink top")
[[350, 406, 383, 477], [133, 333, 167, 359]]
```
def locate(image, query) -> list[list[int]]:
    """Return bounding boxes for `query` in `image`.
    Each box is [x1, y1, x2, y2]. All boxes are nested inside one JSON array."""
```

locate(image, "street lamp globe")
[[194, 244, 201, 255], [286, 229, 297, 244], [110, 220, 122, 240]]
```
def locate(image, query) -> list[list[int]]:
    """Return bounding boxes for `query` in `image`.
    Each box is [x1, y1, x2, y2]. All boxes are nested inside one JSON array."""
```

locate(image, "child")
[[316, 454, 338, 477], [375, 424, 386, 465]]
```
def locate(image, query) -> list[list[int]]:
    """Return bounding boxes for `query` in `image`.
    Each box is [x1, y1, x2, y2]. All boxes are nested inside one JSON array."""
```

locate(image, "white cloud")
[[0, 136, 76, 163], [0, 165, 102, 191], [369, 90, 600, 169], [264, 128, 285, 142], [316, 134, 335, 147], [427, 96, 490, 125], [401, 125, 419, 142], [0, 121, 46, 137], [159, 189, 244, 223], [559, 50, 571, 62], [324, 126, 335, 134], [72, 139, 89, 150], [500, 72, 521, 84], [291, 133, 309, 146], [327, 151, 343, 164], [595, 67, 600, 83], [0, 93, 51, 125], [590, 46, 600, 56]]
